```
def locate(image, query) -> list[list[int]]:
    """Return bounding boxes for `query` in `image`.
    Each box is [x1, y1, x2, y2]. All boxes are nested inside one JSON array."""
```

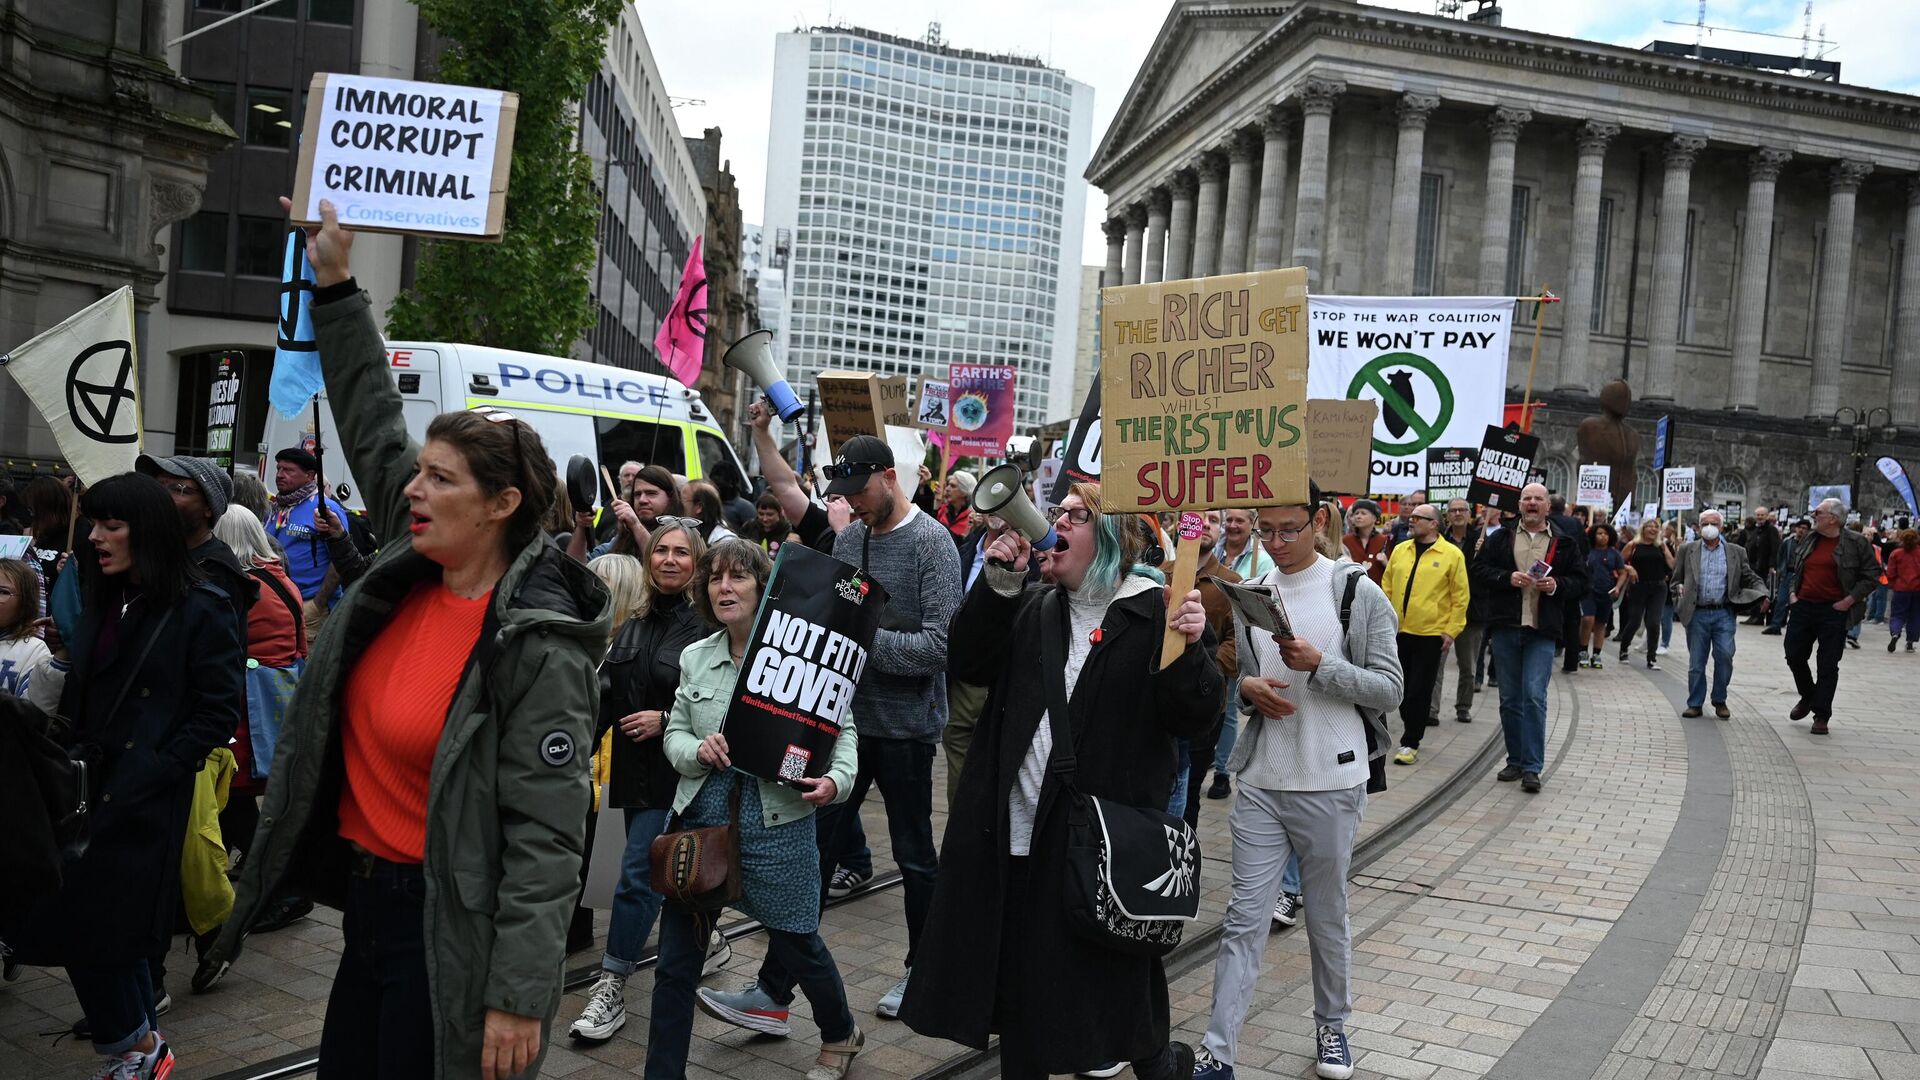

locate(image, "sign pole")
[[1160, 512, 1205, 668], [1519, 285, 1552, 432]]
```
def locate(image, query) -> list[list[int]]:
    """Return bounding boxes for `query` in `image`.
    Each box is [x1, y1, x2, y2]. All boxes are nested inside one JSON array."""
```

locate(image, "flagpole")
[[1518, 285, 1556, 432], [310, 395, 324, 563]]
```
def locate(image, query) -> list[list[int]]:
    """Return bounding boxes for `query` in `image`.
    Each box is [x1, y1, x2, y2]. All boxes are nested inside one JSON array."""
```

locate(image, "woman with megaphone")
[[897, 482, 1223, 1080]]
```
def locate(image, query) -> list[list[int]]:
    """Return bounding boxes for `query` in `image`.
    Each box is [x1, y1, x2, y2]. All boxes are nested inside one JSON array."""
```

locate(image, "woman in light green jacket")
[[646, 539, 863, 1080]]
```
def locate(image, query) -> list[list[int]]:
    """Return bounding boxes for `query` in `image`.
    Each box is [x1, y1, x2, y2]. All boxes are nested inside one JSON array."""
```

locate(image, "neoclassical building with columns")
[[1088, 0, 1920, 516]]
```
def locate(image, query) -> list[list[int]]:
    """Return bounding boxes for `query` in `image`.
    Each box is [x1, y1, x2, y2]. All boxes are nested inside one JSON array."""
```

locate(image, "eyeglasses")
[[823, 460, 887, 482], [1260, 525, 1309, 542], [653, 514, 703, 533], [469, 406, 528, 492], [158, 481, 200, 498], [1045, 505, 1093, 526]]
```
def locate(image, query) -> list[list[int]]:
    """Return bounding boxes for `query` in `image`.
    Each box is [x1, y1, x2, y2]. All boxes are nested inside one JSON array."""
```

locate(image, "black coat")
[[898, 575, 1222, 1072], [1470, 520, 1590, 637], [602, 592, 706, 810], [8, 582, 242, 967]]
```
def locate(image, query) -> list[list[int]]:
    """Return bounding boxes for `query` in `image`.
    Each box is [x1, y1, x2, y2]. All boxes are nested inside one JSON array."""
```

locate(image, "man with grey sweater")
[[1194, 498, 1404, 1080], [713, 434, 961, 1025]]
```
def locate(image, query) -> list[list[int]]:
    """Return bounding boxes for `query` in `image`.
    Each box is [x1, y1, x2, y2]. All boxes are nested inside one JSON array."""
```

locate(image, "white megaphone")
[[723, 329, 804, 422], [972, 461, 1057, 551]]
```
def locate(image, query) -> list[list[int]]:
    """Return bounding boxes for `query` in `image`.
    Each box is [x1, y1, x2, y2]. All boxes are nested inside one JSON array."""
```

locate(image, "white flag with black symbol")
[[0, 286, 144, 483]]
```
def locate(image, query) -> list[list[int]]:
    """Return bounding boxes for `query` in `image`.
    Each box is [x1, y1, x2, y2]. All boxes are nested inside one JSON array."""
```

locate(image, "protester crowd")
[[2, 204, 1915, 1080]]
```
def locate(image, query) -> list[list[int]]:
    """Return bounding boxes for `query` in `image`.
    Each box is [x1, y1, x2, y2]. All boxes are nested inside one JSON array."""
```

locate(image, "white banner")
[[1576, 464, 1613, 510], [0, 286, 144, 484], [1662, 467, 1697, 513], [1307, 296, 1514, 495]]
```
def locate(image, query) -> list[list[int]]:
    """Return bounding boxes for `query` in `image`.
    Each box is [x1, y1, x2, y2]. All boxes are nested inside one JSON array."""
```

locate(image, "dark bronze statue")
[[1576, 380, 1641, 510]]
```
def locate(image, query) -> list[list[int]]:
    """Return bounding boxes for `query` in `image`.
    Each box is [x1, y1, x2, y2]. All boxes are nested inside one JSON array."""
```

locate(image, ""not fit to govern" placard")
[[292, 73, 519, 240]]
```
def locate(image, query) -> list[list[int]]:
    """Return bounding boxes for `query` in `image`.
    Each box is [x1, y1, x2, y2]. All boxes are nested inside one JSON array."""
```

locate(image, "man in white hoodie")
[[1193, 497, 1404, 1080]]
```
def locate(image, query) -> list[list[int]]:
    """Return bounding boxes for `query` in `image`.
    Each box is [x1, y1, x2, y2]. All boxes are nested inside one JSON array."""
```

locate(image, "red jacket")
[[1344, 530, 1389, 584], [1889, 547, 1920, 593]]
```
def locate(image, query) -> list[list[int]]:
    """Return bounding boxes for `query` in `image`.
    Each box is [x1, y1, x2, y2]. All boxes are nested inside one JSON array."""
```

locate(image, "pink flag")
[[653, 236, 707, 385]]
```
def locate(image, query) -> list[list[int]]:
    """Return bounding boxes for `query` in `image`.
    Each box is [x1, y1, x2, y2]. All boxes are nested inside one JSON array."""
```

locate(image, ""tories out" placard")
[[292, 73, 519, 240]]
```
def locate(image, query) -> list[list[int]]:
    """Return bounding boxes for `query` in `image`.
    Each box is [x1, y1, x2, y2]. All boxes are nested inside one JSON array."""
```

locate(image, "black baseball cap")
[[824, 435, 895, 497]]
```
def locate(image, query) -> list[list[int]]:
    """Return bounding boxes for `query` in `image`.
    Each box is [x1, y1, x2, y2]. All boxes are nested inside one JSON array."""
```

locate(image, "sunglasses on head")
[[469, 406, 528, 491], [653, 514, 703, 533], [823, 460, 887, 481]]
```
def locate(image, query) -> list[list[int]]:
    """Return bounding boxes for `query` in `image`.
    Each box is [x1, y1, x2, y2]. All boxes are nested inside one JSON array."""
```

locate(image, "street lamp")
[[1828, 406, 1898, 511]]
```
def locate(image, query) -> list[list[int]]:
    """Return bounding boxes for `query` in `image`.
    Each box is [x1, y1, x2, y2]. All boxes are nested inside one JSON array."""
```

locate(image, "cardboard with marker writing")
[[1305, 398, 1377, 496], [721, 544, 889, 785], [1099, 268, 1310, 513], [817, 371, 909, 453], [291, 72, 519, 241]]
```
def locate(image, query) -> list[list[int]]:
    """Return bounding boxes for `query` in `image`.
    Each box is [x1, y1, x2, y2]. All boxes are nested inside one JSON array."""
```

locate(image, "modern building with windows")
[[762, 24, 1095, 439], [1090, 0, 1920, 516]]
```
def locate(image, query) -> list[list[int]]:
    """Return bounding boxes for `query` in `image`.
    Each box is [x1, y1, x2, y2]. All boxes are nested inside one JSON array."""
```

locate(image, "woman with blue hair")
[[898, 482, 1224, 1080]]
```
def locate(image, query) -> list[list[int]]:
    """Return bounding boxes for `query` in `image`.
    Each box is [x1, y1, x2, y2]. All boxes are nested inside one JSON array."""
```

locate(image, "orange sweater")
[[338, 582, 491, 863]]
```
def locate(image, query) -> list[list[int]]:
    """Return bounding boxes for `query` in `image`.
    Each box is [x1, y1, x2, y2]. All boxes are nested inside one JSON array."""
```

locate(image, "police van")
[[260, 341, 748, 514]]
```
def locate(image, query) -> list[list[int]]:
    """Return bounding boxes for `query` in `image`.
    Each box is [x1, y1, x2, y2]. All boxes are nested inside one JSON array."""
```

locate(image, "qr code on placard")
[[779, 745, 811, 781]]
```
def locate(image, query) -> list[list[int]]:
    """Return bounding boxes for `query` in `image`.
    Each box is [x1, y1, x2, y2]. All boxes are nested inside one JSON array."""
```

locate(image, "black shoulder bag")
[[1042, 588, 1201, 958]]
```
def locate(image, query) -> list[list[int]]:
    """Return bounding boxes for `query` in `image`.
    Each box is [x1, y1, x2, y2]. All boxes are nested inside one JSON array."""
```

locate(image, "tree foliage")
[[386, 0, 622, 353]]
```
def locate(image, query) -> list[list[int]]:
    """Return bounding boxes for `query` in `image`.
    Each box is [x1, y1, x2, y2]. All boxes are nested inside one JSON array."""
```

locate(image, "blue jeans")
[[1490, 626, 1556, 775], [1212, 690, 1240, 772], [603, 807, 672, 975], [646, 903, 855, 1080], [1169, 738, 1191, 816], [1281, 853, 1301, 895], [801, 736, 938, 967], [1868, 584, 1891, 622], [66, 962, 158, 1055], [1684, 607, 1737, 709], [1768, 575, 1794, 629], [1660, 599, 1675, 647]]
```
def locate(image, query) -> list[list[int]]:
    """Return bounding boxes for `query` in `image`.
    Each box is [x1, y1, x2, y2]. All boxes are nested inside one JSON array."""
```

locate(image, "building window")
[[1677, 208, 1696, 341], [1591, 196, 1613, 332], [236, 216, 285, 277], [308, 0, 354, 24], [1503, 186, 1531, 297], [178, 212, 228, 272], [1635, 467, 1660, 515], [1413, 172, 1443, 296], [245, 88, 295, 147], [1543, 456, 1571, 500]]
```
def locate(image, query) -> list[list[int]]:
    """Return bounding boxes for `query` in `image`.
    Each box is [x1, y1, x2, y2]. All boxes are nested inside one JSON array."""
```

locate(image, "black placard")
[[1049, 380, 1102, 506], [721, 543, 889, 785], [1465, 425, 1540, 511], [1424, 447, 1475, 504]]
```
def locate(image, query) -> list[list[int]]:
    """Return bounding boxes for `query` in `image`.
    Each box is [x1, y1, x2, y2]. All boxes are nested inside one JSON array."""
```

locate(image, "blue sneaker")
[[1315, 1025, 1353, 1080], [696, 981, 792, 1036], [1192, 1046, 1235, 1079]]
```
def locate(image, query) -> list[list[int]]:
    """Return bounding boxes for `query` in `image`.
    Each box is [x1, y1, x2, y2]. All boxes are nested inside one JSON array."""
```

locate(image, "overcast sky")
[[648, 0, 1920, 267]]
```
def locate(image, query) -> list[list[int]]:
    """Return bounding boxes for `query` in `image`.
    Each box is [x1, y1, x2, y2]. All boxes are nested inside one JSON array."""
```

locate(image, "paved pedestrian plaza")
[[4, 620, 1916, 1079]]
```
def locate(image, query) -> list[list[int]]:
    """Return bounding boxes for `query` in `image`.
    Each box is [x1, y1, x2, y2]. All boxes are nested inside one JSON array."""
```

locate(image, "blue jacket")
[[268, 495, 351, 599]]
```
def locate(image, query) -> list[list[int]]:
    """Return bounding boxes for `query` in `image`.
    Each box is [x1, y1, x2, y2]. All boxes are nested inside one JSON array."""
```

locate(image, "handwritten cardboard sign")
[[1305, 398, 1378, 496], [817, 371, 909, 452], [291, 73, 519, 240], [1099, 268, 1310, 512]]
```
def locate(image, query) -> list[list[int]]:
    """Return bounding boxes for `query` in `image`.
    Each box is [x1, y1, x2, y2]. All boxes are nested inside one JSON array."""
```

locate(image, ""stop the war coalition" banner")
[[1306, 296, 1514, 496]]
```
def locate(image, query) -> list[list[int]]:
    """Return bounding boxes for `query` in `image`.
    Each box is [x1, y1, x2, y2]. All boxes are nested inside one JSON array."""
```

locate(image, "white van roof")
[[432, 342, 723, 426]]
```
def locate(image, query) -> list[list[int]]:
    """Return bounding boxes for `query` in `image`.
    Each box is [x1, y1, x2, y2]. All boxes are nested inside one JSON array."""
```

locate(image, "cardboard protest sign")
[[206, 353, 242, 471], [1100, 268, 1310, 511], [1307, 296, 1514, 495], [946, 363, 1018, 457], [1662, 467, 1697, 513], [1049, 381, 1103, 505], [1465, 425, 1539, 511], [817, 371, 908, 453], [1305, 398, 1378, 496], [1576, 464, 1613, 510], [722, 544, 888, 784], [913, 379, 949, 429], [0, 287, 144, 483], [1424, 447, 1474, 504], [292, 73, 519, 240]]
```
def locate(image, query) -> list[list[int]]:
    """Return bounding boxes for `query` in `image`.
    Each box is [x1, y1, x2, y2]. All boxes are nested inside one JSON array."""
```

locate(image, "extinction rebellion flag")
[[721, 543, 889, 785]]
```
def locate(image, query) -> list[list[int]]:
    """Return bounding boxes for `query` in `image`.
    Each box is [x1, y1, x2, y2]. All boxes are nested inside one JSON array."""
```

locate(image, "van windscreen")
[[596, 416, 685, 477]]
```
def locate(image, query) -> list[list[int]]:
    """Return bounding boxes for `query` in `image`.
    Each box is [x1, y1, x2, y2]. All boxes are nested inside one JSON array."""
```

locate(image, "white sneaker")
[[876, 970, 909, 1019], [569, 971, 627, 1041], [702, 929, 733, 977], [1076, 1063, 1127, 1078]]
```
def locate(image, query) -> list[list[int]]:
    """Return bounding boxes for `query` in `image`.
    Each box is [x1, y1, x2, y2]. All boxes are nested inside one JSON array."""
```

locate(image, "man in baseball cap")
[[823, 434, 895, 501], [134, 454, 254, 622]]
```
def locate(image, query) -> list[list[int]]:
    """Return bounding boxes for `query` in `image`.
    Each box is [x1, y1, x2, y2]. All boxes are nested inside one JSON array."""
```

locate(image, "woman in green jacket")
[[210, 199, 611, 1080], [646, 539, 863, 1080]]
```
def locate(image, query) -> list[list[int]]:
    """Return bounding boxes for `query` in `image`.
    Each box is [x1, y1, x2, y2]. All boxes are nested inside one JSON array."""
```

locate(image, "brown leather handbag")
[[648, 775, 744, 912]]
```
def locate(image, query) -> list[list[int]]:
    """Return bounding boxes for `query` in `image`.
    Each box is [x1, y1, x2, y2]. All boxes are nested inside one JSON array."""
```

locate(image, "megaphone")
[[973, 461, 1057, 551], [723, 329, 804, 423]]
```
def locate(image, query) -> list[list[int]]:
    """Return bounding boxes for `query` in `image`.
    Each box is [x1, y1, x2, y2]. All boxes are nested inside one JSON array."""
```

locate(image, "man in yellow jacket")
[[1381, 503, 1470, 764]]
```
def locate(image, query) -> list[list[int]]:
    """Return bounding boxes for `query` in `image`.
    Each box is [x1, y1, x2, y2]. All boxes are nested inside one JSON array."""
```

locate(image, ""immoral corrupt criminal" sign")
[[292, 73, 519, 240], [1099, 268, 1311, 512]]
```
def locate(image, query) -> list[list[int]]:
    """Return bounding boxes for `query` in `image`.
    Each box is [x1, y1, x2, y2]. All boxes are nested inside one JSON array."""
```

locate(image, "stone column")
[[1384, 92, 1441, 294], [1291, 77, 1346, 290], [1728, 148, 1792, 411], [1143, 186, 1170, 284], [1253, 107, 1292, 270], [1122, 203, 1147, 286], [1556, 121, 1618, 392], [1165, 169, 1198, 281], [1102, 216, 1126, 289], [1476, 106, 1531, 295], [1810, 159, 1874, 417], [1894, 178, 1920, 429], [1219, 128, 1260, 275], [1643, 134, 1708, 402], [1191, 150, 1228, 278]]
